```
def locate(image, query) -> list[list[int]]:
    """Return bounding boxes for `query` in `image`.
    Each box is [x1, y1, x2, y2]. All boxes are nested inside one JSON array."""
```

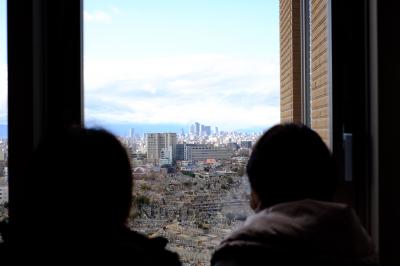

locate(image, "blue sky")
[[0, 0, 7, 128], [84, 0, 279, 61], [0, 0, 280, 134], [0, 0, 5, 64], [84, 0, 280, 133]]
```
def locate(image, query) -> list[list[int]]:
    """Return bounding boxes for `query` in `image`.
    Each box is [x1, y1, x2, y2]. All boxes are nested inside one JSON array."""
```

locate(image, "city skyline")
[[0, 122, 267, 139], [116, 122, 266, 138]]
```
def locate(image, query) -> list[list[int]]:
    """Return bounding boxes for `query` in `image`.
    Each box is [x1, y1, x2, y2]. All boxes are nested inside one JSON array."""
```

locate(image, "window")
[[4, 1, 400, 264], [84, 1, 279, 264], [0, 0, 8, 220]]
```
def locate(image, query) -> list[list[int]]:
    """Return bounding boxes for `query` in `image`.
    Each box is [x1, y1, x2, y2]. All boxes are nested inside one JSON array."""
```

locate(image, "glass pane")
[[84, 1, 279, 264], [0, 0, 8, 221]]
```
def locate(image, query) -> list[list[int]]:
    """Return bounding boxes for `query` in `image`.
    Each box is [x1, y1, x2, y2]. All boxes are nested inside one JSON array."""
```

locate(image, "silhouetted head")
[[247, 123, 336, 210], [31, 127, 133, 233]]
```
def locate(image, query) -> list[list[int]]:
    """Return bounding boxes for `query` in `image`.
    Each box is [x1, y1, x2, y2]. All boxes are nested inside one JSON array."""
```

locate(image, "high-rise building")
[[198, 124, 212, 136], [129, 128, 135, 152], [204, 126, 211, 136], [200, 125, 205, 136], [195, 122, 200, 136], [189, 124, 195, 135], [191, 122, 212, 136], [145, 133, 177, 164]]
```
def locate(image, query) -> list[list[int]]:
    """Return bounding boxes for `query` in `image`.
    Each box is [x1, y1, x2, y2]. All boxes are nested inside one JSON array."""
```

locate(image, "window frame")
[[7, 0, 83, 237], [300, 0, 312, 127]]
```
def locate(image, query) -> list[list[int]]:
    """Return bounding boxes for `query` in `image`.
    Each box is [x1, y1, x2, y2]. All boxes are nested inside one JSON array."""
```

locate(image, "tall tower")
[[195, 122, 200, 136], [129, 128, 135, 152], [190, 124, 195, 135], [200, 125, 206, 136], [145, 133, 159, 161]]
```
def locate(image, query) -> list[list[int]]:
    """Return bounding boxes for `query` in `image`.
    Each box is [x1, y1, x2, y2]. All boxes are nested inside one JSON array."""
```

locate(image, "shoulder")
[[212, 200, 379, 265], [117, 229, 181, 266], [210, 210, 284, 266]]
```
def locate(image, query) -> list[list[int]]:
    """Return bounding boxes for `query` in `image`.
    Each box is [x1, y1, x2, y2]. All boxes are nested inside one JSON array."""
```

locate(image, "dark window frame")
[[7, 0, 83, 238], [330, 0, 400, 264], [300, 0, 312, 127]]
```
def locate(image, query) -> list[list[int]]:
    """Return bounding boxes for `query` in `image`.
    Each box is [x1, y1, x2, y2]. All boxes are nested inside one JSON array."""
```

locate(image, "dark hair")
[[247, 123, 336, 207], [32, 127, 133, 229]]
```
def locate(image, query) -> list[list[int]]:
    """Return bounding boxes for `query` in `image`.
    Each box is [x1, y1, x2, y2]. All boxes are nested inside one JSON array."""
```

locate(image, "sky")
[[84, 0, 280, 134], [0, 0, 280, 135], [0, 0, 7, 131]]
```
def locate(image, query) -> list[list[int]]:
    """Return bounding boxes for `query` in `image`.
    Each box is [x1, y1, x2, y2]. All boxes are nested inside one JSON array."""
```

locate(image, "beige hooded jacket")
[[211, 199, 378, 266]]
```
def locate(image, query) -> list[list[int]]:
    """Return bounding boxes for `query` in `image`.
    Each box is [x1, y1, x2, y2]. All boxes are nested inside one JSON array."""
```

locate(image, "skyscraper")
[[189, 124, 195, 135], [204, 126, 211, 136], [129, 128, 135, 152], [195, 122, 200, 136], [200, 125, 206, 136], [146, 133, 177, 164]]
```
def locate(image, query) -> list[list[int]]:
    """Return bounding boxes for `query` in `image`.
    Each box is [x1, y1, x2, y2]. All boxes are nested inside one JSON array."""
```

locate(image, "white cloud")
[[84, 10, 112, 23], [110, 6, 122, 15], [0, 55, 279, 130], [84, 54, 280, 130]]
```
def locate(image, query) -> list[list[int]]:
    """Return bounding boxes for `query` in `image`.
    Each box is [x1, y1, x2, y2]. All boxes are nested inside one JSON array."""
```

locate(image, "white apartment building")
[[145, 133, 177, 164]]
